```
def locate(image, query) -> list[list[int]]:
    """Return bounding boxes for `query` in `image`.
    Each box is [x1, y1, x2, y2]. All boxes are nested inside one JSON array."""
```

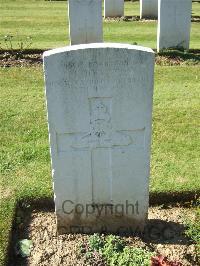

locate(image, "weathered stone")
[[140, 0, 158, 19], [157, 0, 192, 52], [43, 43, 154, 234], [68, 0, 103, 45], [104, 0, 124, 18]]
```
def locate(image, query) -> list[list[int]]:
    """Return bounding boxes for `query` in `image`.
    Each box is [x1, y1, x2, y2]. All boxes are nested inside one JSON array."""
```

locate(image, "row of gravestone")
[[43, 0, 190, 234], [69, 0, 192, 52]]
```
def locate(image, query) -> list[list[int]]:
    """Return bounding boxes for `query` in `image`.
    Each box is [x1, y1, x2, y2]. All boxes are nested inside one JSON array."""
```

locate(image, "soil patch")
[[104, 16, 200, 23], [9, 205, 198, 266], [104, 16, 140, 22], [156, 49, 200, 66], [1, 49, 199, 67], [0, 52, 42, 67]]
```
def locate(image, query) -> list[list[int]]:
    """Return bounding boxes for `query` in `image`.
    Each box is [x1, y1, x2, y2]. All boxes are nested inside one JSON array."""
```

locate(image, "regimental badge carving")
[[71, 98, 132, 149], [56, 96, 145, 154]]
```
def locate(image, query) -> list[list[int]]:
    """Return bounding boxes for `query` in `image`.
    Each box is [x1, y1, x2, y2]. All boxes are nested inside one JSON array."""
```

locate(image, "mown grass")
[[185, 201, 200, 262], [0, 0, 200, 50], [0, 65, 199, 264], [0, 67, 52, 265], [0, 1, 199, 265], [151, 66, 200, 193]]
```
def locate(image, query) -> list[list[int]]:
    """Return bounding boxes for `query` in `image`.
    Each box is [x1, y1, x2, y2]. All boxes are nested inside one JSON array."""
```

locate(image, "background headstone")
[[68, 0, 103, 45], [157, 0, 192, 52], [140, 0, 158, 19], [104, 0, 124, 18], [43, 43, 154, 234]]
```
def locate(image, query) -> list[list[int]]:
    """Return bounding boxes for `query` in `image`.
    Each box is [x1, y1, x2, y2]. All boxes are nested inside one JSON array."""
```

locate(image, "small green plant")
[[104, 235, 125, 252], [79, 234, 105, 265], [0, 34, 32, 59], [102, 235, 125, 264], [117, 247, 153, 266], [88, 233, 104, 251], [103, 235, 153, 266], [80, 234, 153, 266], [15, 239, 33, 258], [184, 200, 200, 262]]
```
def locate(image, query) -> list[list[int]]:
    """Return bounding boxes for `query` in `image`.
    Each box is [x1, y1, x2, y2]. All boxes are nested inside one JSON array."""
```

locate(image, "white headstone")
[[43, 43, 154, 234], [104, 0, 124, 18], [157, 0, 192, 52], [140, 0, 158, 19], [68, 0, 103, 45]]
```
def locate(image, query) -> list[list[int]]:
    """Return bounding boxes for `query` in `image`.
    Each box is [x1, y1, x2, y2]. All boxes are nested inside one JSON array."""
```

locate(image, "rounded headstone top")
[[43, 43, 154, 58]]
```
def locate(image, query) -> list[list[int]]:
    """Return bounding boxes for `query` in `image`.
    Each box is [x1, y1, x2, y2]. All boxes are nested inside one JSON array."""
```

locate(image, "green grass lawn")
[[0, 0, 200, 50], [0, 0, 200, 265], [0, 65, 199, 264]]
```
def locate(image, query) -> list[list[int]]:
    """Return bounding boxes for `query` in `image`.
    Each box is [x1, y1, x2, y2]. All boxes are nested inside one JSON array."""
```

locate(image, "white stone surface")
[[157, 0, 192, 52], [140, 0, 158, 19], [104, 0, 124, 18], [43, 43, 154, 234], [68, 0, 103, 45]]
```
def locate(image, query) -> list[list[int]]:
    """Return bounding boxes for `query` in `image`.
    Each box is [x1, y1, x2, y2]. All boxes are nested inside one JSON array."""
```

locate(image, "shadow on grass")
[[191, 15, 200, 23], [157, 49, 200, 62], [6, 190, 199, 265], [7, 198, 54, 266]]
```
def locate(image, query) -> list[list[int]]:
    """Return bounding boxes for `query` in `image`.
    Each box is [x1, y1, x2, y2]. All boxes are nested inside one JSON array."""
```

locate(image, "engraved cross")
[[57, 98, 144, 202]]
